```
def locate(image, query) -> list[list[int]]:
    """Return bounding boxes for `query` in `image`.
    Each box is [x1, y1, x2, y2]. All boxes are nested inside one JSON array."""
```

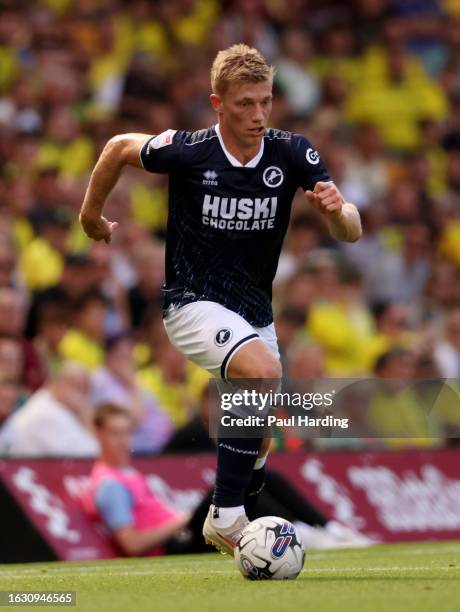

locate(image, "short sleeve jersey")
[[140, 125, 330, 327]]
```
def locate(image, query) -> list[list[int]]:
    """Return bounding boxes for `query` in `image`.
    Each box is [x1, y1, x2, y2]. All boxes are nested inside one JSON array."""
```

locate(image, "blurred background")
[[0, 0, 460, 561]]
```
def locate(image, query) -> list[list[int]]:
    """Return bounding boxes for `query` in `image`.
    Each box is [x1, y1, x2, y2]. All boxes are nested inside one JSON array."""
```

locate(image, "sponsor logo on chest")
[[201, 194, 278, 231]]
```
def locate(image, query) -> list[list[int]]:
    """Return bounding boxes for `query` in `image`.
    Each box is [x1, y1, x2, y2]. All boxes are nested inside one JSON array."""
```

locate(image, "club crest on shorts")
[[215, 328, 233, 347], [263, 166, 284, 188]]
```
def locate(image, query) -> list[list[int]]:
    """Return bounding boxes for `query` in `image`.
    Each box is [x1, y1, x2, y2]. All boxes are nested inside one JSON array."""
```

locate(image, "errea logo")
[[203, 170, 218, 186]]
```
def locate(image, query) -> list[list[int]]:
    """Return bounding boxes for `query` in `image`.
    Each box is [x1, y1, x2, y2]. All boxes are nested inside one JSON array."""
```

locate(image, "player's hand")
[[305, 182, 344, 216], [79, 213, 119, 244]]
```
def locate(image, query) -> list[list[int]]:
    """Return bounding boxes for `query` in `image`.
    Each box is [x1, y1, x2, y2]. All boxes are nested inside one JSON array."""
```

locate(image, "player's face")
[[98, 415, 133, 465], [212, 80, 273, 146]]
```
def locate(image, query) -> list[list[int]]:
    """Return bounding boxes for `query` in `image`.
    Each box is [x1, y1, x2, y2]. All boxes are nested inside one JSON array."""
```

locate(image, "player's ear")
[[210, 93, 222, 112]]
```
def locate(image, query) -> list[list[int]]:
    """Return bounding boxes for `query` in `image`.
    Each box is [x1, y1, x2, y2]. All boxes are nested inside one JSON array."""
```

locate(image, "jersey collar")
[[215, 123, 264, 168]]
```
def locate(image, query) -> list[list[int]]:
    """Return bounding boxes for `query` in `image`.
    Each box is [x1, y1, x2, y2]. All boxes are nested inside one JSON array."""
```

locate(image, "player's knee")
[[245, 358, 282, 380]]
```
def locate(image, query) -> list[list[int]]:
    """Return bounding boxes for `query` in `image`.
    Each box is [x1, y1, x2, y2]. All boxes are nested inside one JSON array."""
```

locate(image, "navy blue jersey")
[[140, 125, 330, 327]]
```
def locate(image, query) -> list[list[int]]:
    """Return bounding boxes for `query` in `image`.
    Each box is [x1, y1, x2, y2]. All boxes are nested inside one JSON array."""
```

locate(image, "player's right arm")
[[113, 515, 190, 556], [94, 478, 190, 556], [79, 133, 148, 243]]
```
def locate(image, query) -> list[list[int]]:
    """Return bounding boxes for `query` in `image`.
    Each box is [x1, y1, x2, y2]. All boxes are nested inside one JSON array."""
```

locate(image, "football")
[[234, 516, 305, 580]]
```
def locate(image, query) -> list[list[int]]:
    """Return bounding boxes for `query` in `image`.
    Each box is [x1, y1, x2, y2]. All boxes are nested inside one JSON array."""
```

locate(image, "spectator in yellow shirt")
[[345, 35, 448, 151], [137, 325, 205, 427], [59, 289, 108, 370], [367, 348, 441, 447], [37, 106, 94, 180], [307, 259, 374, 375], [19, 210, 71, 291], [363, 302, 415, 372]]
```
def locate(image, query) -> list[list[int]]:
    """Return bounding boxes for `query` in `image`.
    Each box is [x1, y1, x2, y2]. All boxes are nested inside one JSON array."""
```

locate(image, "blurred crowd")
[[1, 0, 460, 457]]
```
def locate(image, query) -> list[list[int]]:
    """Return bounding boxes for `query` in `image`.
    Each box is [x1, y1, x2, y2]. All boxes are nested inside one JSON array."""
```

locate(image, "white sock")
[[211, 504, 245, 528]]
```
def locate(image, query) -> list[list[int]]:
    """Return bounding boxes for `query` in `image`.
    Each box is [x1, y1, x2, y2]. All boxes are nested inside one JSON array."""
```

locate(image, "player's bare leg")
[[203, 340, 281, 555], [225, 340, 282, 380]]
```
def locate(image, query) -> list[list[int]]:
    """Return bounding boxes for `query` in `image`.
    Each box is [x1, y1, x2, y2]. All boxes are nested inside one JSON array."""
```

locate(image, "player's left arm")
[[291, 134, 362, 243], [306, 182, 362, 243]]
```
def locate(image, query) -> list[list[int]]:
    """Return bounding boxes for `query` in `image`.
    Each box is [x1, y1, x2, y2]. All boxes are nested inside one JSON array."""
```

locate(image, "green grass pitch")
[[0, 542, 459, 612]]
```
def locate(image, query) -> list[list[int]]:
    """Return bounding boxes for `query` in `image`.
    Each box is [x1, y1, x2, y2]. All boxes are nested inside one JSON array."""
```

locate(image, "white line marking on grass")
[[0, 560, 233, 576], [0, 566, 458, 580], [1, 544, 459, 580], [307, 566, 459, 573], [2, 544, 458, 577], [301, 543, 460, 561], [0, 542, 460, 578], [384, 544, 460, 556]]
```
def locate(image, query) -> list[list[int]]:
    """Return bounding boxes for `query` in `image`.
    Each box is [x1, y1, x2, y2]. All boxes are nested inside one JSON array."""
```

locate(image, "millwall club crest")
[[263, 166, 284, 188], [215, 328, 233, 347]]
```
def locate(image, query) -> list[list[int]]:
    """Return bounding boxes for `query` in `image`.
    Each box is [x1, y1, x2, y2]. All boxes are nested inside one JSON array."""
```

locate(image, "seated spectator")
[[307, 264, 374, 374], [345, 35, 448, 150], [273, 307, 307, 372], [4, 177, 35, 253], [278, 342, 327, 452], [0, 287, 46, 391], [37, 105, 94, 179], [0, 239, 16, 288], [91, 334, 174, 454], [162, 386, 215, 455], [274, 214, 321, 287], [88, 243, 127, 337], [363, 302, 416, 371], [59, 289, 108, 370], [128, 241, 165, 330], [413, 355, 460, 442], [367, 348, 442, 447], [342, 123, 390, 205], [32, 302, 69, 376], [424, 260, 460, 320], [0, 362, 99, 457], [275, 28, 320, 115], [25, 253, 95, 339], [0, 379, 23, 427], [287, 341, 326, 380], [81, 404, 192, 556], [137, 325, 198, 427], [276, 269, 317, 314], [0, 337, 24, 387], [434, 307, 460, 378], [339, 204, 388, 284], [19, 208, 71, 291], [0, 337, 29, 423], [365, 223, 432, 304]]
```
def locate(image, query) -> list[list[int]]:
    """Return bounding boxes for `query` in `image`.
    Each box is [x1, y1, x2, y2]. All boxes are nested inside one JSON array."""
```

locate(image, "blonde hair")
[[211, 44, 274, 95]]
